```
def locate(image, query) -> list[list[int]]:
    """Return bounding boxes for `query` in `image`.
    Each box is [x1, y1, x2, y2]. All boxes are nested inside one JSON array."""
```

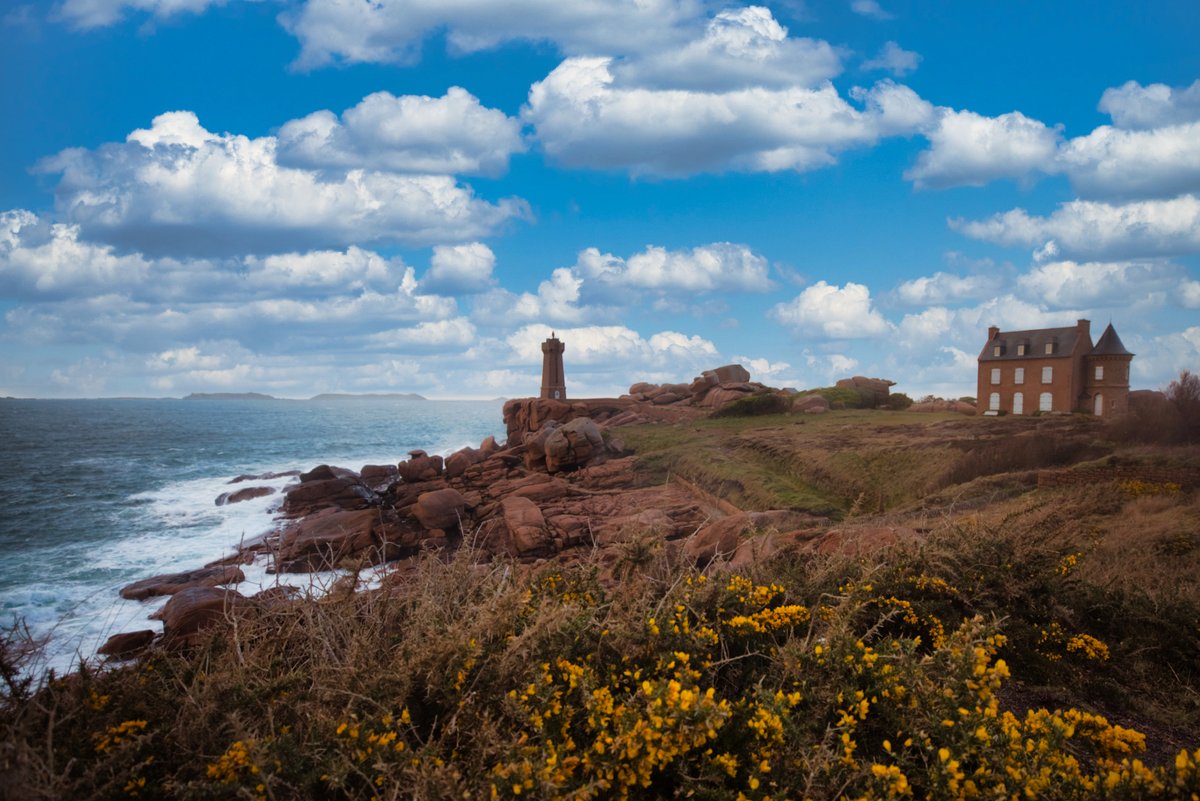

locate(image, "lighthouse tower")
[[540, 333, 566, 400]]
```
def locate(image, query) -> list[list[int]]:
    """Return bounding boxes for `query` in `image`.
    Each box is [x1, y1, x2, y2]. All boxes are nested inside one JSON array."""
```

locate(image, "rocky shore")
[[100, 367, 899, 658]]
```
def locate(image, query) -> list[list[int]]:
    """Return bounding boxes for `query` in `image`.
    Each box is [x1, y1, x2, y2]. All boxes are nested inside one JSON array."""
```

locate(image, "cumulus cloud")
[[525, 57, 933, 176], [951, 195, 1200, 260], [1098, 79, 1200, 130], [276, 88, 525, 176], [905, 109, 1061, 189], [506, 324, 718, 373], [850, 0, 892, 20], [1057, 122, 1200, 199], [38, 111, 528, 257], [281, 0, 704, 69], [770, 280, 891, 339], [894, 270, 1003, 305], [1016, 259, 1183, 308], [862, 41, 921, 76], [420, 243, 496, 295], [364, 318, 478, 351], [1181, 279, 1200, 309], [53, 0, 239, 29], [575, 243, 774, 296], [611, 6, 842, 91]]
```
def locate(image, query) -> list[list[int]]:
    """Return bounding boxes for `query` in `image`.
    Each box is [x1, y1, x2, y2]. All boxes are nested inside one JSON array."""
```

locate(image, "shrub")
[[886, 392, 913, 410], [711, 392, 792, 418], [1167, 369, 1200, 441]]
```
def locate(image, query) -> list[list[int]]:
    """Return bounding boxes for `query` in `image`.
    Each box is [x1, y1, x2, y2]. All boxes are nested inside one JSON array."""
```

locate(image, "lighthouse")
[[540, 332, 566, 400]]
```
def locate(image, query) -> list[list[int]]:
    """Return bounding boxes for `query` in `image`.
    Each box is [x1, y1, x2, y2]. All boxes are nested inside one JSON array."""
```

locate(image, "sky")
[[1, 1, 1198, 400]]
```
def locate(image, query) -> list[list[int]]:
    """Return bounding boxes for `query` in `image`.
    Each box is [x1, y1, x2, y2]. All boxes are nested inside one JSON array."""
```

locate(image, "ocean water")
[[0, 397, 505, 677]]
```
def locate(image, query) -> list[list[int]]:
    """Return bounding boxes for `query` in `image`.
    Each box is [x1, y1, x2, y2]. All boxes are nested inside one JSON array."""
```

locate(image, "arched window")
[[1039, 392, 1052, 412], [989, 392, 1000, 411], [1013, 392, 1024, 415]]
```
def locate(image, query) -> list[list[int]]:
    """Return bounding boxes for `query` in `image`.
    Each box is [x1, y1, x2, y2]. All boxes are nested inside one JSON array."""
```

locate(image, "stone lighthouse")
[[540, 332, 566, 400]]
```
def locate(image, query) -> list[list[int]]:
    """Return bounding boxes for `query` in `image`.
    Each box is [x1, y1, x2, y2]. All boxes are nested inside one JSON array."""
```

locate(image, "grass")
[[4, 409, 1200, 799]]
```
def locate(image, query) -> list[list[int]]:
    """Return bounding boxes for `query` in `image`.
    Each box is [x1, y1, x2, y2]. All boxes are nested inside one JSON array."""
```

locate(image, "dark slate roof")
[[1089, 323, 1134, 356], [978, 325, 1087, 361]]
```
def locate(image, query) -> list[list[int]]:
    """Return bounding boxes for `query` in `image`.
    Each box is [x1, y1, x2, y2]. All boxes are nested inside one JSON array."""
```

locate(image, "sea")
[[0, 397, 505, 678]]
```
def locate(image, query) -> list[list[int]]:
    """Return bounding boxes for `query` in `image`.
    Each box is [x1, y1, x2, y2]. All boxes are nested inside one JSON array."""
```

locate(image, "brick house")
[[976, 319, 1133, 416]]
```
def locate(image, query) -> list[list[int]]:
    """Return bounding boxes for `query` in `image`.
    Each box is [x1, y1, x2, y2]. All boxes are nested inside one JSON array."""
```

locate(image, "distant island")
[[181, 392, 427, 401], [309, 393, 426, 401], [183, 392, 278, 401]]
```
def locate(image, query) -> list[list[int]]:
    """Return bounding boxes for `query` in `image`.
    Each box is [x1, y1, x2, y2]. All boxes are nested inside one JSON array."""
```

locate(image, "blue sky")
[[1, 0, 1198, 399]]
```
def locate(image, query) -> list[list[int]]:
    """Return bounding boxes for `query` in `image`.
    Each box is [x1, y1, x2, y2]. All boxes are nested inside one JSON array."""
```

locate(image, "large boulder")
[[444, 447, 484, 479], [500, 496, 552, 556], [156, 587, 251, 643], [710, 364, 751, 384], [835, 376, 895, 408], [523, 421, 562, 471], [276, 508, 379, 571], [684, 511, 817, 566], [98, 629, 157, 659], [701, 387, 754, 409], [397, 451, 444, 483], [794, 394, 830, 414], [282, 477, 376, 516], [299, 464, 356, 483], [120, 565, 246, 601], [412, 488, 468, 531], [544, 417, 606, 473]]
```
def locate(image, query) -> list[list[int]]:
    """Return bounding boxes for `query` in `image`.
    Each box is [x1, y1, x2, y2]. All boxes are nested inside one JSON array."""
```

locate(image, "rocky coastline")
[[99, 367, 900, 659]]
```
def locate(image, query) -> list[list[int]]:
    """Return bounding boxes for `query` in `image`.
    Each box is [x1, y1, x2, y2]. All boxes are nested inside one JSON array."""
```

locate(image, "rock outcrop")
[[119, 565, 246, 600]]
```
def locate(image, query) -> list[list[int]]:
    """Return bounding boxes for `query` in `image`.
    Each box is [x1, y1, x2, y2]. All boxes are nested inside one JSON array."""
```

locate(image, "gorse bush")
[[4, 520, 1200, 801], [711, 393, 793, 419]]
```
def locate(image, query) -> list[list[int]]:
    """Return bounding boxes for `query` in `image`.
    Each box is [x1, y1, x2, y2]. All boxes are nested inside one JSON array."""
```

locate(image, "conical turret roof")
[[1089, 323, 1133, 356]]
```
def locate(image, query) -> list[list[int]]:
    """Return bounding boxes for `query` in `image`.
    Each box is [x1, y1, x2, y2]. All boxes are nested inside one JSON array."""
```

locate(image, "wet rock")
[[120, 565, 246, 601], [276, 508, 379, 571], [157, 587, 251, 642], [228, 470, 300, 484], [300, 464, 357, 483], [282, 477, 376, 517], [99, 629, 157, 659], [215, 486, 275, 506]]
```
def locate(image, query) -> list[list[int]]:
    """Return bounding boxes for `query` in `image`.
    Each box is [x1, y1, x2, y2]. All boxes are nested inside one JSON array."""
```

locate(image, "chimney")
[[987, 325, 999, 340], [1077, 319, 1090, 337]]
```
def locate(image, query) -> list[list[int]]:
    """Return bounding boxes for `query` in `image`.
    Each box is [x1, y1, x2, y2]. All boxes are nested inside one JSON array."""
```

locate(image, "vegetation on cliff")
[[3, 408, 1200, 800]]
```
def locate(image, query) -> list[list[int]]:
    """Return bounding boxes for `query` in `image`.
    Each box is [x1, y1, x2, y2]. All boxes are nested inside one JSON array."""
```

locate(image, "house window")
[[1044, 342, 1054, 354], [993, 345, 1001, 357], [1014, 367, 1024, 384], [1017, 344, 1026, 355], [989, 393, 1000, 411], [1042, 366, 1053, 383], [1039, 392, 1053, 412], [990, 368, 1000, 385], [1094, 394, 1103, 416], [1013, 392, 1024, 415], [1095, 365, 1104, 381]]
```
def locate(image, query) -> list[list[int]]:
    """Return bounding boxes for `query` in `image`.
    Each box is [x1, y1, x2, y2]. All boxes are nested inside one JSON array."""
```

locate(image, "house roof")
[[978, 325, 1088, 361], [1089, 323, 1134, 356]]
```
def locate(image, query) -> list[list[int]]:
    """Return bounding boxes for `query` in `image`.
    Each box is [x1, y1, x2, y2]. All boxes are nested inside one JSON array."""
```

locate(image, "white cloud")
[[1016, 259, 1182, 308], [850, 0, 892, 20], [281, 0, 705, 69], [276, 88, 526, 177], [905, 109, 1061, 189], [506, 324, 718, 370], [1098, 79, 1200, 130], [39, 111, 528, 257], [53, 0, 239, 29], [1057, 122, 1200, 199], [896, 306, 955, 346], [894, 270, 1002, 305], [364, 318, 478, 351], [420, 243, 497, 295], [770, 280, 891, 339], [730, 355, 801, 387], [243, 247, 403, 295], [611, 6, 842, 91], [0, 210, 151, 297], [1181, 279, 1200, 309], [862, 41, 921, 77], [575, 243, 773, 294], [525, 57, 933, 176], [951, 195, 1200, 260]]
